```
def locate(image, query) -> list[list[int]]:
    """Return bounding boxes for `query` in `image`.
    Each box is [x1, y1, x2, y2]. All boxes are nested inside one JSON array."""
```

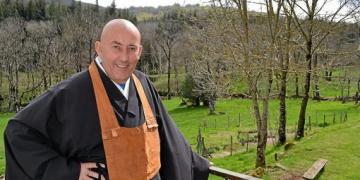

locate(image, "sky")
[[76, 0, 205, 8]]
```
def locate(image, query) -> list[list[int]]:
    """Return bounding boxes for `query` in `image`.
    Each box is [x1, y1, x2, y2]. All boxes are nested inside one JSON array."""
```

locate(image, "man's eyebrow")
[[111, 41, 123, 45]]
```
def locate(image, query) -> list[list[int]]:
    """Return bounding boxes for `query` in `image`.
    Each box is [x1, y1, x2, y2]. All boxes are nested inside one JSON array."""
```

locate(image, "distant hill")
[[12, 0, 89, 6]]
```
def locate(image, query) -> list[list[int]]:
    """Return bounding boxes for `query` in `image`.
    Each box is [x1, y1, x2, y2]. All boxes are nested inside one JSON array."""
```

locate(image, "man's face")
[[95, 26, 142, 84]]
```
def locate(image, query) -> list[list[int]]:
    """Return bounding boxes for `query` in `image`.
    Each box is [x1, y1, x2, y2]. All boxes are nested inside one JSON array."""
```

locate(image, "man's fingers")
[[87, 170, 100, 179], [101, 175, 106, 180], [99, 163, 105, 168], [83, 162, 98, 169], [80, 175, 93, 180]]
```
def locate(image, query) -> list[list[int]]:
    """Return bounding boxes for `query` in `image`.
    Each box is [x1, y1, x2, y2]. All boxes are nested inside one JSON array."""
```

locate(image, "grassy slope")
[[266, 119, 360, 179]]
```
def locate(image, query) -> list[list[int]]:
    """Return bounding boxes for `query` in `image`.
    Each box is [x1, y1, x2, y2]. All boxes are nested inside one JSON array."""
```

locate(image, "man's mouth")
[[116, 64, 129, 68]]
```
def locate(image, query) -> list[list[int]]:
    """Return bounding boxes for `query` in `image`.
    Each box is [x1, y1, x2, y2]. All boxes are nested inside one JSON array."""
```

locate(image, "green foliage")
[[0, 113, 14, 175], [181, 74, 194, 100], [26, 0, 36, 20], [107, 0, 116, 17]]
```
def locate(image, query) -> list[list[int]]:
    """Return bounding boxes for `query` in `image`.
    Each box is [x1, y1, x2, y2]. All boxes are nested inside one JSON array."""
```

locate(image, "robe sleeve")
[[4, 90, 80, 180], [143, 77, 210, 180]]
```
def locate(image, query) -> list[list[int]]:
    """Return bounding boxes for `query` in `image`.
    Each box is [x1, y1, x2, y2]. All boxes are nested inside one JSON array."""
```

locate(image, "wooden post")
[[246, 133, 249, 152], [323, 114, 326, 127], [309, 116, 312, 131], [215, 118, 217, 129], [238, 113, 241, 127], [227, 115, 230, 128], [345, 112, 348, 122], [230, 135, 233, 156], [340, 112, 343, 123], [316, 112, 318, 126], [333, 113, 336, 124]]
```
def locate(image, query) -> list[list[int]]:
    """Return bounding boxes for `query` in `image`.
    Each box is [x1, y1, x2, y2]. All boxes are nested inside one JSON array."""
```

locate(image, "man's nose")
[[118, 51, 129, 62]]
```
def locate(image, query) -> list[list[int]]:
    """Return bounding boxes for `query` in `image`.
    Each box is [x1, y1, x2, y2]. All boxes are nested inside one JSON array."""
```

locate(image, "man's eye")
[[129, 46, 137, 52]]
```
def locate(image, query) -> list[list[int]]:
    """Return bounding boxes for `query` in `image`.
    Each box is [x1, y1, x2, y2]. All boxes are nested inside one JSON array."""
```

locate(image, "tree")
[[208, 0, 283, 168], [290, 0, 360, 139], [187, 18, 230, 113], [14, 0, 26, 18], [26, 0, 36, 20], [277, 0, 296, 145], [34, 0, 46, 20], [107, 0, 116, 17], [0, 17, 27, 111], [156, 9, 185, 99]]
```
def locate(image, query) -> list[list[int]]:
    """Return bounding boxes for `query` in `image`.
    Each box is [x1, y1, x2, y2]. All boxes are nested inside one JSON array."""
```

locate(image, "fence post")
[[215, 118, 217, 129], [246, 133, 249, 152], [345, 112, 348, 122], [340, 112, 343, 123], [230, 135, 233, 156], [227, 115, 230, 128]]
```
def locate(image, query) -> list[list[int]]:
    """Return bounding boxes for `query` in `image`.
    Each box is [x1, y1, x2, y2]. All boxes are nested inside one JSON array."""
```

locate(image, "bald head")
[[100, 19, 141, 43], [95, 19, 143, 84]]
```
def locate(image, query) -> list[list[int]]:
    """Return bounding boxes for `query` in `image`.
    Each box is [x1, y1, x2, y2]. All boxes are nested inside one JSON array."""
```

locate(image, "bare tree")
[[156, 10, 185, 99], [289, 0, 360, 139], [208, 0, 285, 168], [0, 17, 26, 111]]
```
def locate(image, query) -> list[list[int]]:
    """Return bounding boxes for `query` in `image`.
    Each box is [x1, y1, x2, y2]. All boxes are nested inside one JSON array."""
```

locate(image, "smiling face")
[[95, 19, 142, 84]]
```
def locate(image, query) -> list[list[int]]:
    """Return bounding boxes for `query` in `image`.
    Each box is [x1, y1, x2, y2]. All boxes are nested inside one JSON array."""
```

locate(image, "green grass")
[[163, 97, 360, 149], [161, 97, 360, 179], [0, 113, 14, 174], [265, 119, 360, 179]]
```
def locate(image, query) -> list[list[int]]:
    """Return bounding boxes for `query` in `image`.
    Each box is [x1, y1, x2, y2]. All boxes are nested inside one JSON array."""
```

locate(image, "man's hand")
[[79, 162, 105, 180]]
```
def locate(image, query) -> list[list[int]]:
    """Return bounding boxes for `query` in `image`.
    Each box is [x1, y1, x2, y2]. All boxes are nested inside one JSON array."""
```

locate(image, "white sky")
[[76, 0, 205, 8]]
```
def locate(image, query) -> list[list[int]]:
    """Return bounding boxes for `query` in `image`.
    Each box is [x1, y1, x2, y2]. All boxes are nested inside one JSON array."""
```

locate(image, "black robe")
[[4, 63, 209, 180]]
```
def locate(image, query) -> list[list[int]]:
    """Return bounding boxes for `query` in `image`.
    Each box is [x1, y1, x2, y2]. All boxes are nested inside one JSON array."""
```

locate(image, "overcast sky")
[[76, 0, 205, 8]]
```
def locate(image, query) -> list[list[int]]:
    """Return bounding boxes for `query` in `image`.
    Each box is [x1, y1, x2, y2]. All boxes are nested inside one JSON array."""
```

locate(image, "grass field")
[[209, 118, 360, 179]]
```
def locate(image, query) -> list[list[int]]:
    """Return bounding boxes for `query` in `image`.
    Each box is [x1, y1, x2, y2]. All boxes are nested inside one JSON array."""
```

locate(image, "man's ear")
[[95, 41, 102, 56], [137, 45, 143, 60]]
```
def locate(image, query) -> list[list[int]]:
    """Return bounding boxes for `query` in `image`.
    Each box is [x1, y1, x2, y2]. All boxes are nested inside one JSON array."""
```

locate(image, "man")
[[4, 19, 209, 180]]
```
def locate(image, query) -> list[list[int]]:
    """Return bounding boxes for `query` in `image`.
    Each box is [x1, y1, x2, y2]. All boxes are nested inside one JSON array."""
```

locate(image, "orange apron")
[[89, 62, 161, 180]]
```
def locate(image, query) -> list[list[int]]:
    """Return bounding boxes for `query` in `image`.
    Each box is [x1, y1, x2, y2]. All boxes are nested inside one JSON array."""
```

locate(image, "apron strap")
[[132, 74, 158, 129], [89, 62, 119, 136]]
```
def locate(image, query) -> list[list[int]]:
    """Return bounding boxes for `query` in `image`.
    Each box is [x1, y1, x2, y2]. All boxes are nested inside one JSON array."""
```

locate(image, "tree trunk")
[[313, 54, 320, 101], [278, 61, 288, 145], [294, 52, 300, 97], [278, 15, 291, 145], [167, 51, 171, 100], [347, 78, 350, 98], [256, 71, 272, 168], [356, 79, 360, 104], [174, 64, 179, 96], [296, 48, 312, 139], [89, 38, 93, 64], [0, 70, 2, 111], [42, 69, 48, 91], [208, 95, 216, 115]]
